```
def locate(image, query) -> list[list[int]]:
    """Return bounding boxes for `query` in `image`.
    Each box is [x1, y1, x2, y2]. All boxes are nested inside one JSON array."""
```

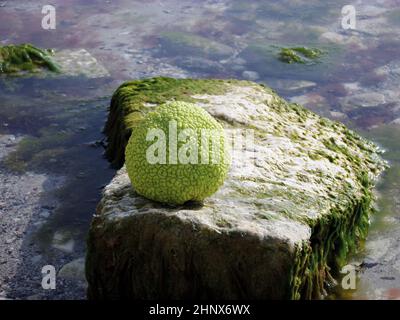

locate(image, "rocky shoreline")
[[0, 134, 86, 300]]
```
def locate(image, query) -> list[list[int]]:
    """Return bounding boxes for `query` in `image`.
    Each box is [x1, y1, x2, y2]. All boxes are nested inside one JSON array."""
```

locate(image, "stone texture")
[[52, 49, 109, 78], [86, 78, 386, 300], [58, 257, 86, 281], [158, 32, 235, 60], [342, 92, 386, 109]]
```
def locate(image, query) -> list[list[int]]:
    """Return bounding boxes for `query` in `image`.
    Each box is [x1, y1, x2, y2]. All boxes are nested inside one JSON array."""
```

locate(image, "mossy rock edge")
[[88, 77, 386, 299], [0, 44, 60, 74]]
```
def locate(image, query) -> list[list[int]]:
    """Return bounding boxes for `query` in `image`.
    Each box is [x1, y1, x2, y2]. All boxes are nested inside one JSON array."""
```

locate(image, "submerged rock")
[[268, 79, 316, 92], [58, 257, 86, 281], [171, 56, 225, 74], [52, 230, 75, 253], [342, 92, 386, 109], [158, 31, 235, 60], [86, 77, 386, 300], [51, 48, 109, 78], [241, 70, 259, 81]]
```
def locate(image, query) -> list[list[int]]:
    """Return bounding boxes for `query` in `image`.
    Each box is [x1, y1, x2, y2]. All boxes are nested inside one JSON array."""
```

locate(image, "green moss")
[[278, 47, 324, 64], [289, 131, 301, 141], [0, 44, 61, 74], [279, 48, 305, 64], [308, 149, 340, 164], [323, 137, 361, 167], [214, 215, 232, 228], [289, 172, 373, 299]]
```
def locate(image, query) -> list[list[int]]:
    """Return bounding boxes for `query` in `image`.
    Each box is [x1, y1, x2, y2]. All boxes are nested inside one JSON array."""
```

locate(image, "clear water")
[[1, 0, 399, 299]]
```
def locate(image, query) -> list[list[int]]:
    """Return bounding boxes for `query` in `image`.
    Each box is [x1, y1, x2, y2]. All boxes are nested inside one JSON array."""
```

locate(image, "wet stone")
[[341, 92, 386, 110], [242, 70, 259, 81], [86, 78, 385, 300], [58, 257, 86, 281]]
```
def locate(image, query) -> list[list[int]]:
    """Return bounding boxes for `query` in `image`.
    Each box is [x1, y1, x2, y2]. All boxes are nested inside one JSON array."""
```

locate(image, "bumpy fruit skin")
[[125, 101, 229, 205]]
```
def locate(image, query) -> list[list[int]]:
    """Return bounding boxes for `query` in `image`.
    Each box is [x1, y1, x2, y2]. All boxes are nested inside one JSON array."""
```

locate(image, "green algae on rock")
[[240, 44, 338, 82], [87, 77, 386, 300], [0, 44, 61, 74], [278, 47, 324, 64]]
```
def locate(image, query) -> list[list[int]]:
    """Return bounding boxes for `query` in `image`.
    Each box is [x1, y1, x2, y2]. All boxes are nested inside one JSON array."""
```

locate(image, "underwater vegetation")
[[278, 47, 324, 64], [0, 44, 61, 74], [239, 43, 338, 81]]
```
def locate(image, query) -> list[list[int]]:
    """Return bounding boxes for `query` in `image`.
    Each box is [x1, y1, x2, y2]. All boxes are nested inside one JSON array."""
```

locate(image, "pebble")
[[290, 93, 326, 108], [342, 92, 386, 109], [330, 111, 347, 120], [52, 231, 75, 253], [390, 118, 400, 125], [39, 210, 51, 219], [58, 257, 86, 281], [319, 31, 345, 44], [269, 79, 316, 91], [242, 70, 259, 81], [319, 31, 367, 49], [231, 57, 246, 65]]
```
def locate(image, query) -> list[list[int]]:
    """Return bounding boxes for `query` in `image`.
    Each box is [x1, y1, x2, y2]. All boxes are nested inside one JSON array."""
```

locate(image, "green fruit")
[[125, 101, 230, 205]]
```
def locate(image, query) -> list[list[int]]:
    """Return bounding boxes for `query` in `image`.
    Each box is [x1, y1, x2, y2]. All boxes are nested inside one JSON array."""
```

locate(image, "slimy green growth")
[[278, 47, 324, 64], [0, 44, 61, 74]]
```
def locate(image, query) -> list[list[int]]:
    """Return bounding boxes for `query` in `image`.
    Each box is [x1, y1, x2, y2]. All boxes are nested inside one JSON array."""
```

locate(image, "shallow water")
[[0, 0, 399, 299]]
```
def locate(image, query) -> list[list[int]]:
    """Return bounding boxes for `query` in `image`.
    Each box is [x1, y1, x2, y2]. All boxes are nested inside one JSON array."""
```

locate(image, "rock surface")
[[52, 49, 109, 78], [0, 44, 108, 78], [58, 257, 86, 281], [86, 78, 386, 300]]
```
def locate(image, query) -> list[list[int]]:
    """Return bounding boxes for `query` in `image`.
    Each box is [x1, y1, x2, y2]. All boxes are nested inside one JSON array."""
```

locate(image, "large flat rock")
[[86, 77, 385, 299]]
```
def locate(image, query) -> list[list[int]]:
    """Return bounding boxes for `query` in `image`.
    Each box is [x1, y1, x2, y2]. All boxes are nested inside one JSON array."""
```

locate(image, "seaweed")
[[290, 172, 373, 299], [0, 43, 61, 74], [278, 47, 324, 64]]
